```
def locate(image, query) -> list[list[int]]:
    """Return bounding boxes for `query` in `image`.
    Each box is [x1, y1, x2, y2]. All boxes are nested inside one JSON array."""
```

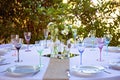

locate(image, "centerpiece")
[[47, 22, 75, 58]]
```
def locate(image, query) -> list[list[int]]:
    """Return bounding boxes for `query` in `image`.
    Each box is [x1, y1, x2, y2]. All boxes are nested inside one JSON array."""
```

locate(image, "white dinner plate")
[[105, 47, 120, 53], [6, 65, 40, 76], [109, 61, 120, 70], [70, 66, 104, 77]]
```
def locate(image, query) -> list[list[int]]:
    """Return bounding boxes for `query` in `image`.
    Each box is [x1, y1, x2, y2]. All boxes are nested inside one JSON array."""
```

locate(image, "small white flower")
[[61, 29, 69, 35], [47, 22, 54, 27]]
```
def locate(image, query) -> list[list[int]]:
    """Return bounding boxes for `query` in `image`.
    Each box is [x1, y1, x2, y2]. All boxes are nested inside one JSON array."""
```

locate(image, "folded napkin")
[[43, 58, 69, 80]]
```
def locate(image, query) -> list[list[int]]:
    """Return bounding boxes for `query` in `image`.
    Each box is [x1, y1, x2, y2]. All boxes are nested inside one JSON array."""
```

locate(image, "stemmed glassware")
[[97, 38, 105, 62], [35, 40, 44, 67], [78, 42, 85, 65], [11, 34, 19, 49], [24, 32, 31, 52], [89, 30, 96, 49], [72, 29, 77, 48], [43, 29, 49, 48], [77, 36, 85, 65], [104, 32, 112, 55], [11, 34, 19, 56], [14, 38, 23, 62]]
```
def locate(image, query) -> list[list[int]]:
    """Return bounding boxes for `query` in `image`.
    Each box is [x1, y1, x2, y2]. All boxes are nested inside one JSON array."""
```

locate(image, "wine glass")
[[43, 29, 49, 48], [77, 41, 85, 65], [72, 29, 77, 48], [104, 32, 112, 55], [14, 38, 23, 62], [89, 30, 96, 49], [97, 38, 105, 62], [24, 32, 31, 52], [35, 40, 44, 67], [11, 34, 19, 49], [11, 34, 19, 56]]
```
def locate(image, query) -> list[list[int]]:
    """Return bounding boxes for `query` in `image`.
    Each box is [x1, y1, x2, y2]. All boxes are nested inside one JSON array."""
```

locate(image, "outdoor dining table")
[[0, 43, 120, 80]]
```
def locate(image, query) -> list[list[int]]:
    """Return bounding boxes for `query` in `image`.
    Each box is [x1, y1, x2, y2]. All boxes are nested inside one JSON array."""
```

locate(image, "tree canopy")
[[0, 0, 120, 46]]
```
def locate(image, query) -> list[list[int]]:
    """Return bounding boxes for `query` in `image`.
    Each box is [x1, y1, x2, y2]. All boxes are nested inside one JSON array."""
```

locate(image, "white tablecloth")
[[0, 44, 120, 80]]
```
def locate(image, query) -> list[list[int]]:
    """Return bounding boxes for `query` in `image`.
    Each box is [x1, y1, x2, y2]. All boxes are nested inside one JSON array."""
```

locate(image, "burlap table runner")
[[43, 58, 69, 80]]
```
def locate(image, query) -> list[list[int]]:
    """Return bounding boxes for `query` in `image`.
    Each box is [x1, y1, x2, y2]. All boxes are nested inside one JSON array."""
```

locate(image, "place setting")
[[0, 35, 42, 77], [0, 47, 41, 77], [69, 61, 112, 78], [68, 37, 112, 78]]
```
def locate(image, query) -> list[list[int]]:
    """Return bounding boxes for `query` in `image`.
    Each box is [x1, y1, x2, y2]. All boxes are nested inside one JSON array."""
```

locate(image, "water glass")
[[11, 34, 19, 56], [72, 29, 77, 48], [35, 41, 44, 67], [78, 42, 85, 65], [97, 38, 105, 62], [11, 34, 19, 49], [43, 29, 49, 48], [104, 33, 112, 55], [14, 38, 23, 62], [24, 32, 31, 52], [89, 30, 96, 48]]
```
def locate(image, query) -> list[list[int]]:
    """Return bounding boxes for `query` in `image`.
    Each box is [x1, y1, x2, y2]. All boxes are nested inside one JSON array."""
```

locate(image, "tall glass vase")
[[60, 40, 71, 58], [62, 44, 70, 58], [50, 40, 60, 58]]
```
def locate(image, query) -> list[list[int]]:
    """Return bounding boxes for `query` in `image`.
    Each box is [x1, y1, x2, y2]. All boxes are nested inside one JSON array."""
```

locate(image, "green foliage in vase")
[[0, 0, 120, 46]]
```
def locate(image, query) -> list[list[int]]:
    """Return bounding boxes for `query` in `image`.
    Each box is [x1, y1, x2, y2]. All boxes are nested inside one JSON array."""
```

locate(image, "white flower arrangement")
[[47, 22, 77, 44]]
